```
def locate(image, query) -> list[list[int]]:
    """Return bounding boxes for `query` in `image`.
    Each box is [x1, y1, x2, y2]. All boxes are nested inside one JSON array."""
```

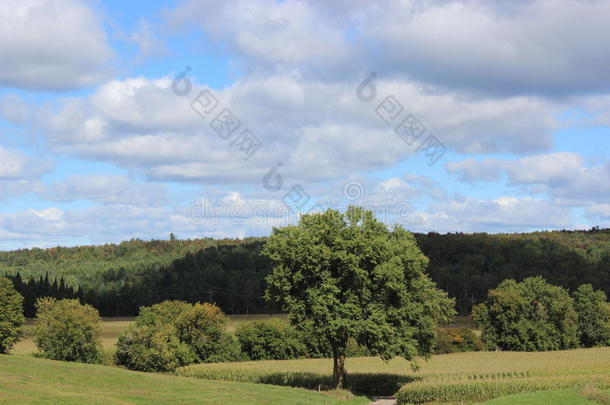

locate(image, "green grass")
[[0, 355, 368, 405]]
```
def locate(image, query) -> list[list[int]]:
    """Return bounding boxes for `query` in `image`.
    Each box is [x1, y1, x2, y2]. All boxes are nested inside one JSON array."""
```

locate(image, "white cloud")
[[35, 73, 560, 187], [0, 0, 113, 91], [170, 0, 610, 97], [413, 196, 573, 233], [46, 174, 169, 206], [447, 152, 610, 206], [168, 0, 353, 76], [0, 146, 53, 180], [0, 94, 30, 125]]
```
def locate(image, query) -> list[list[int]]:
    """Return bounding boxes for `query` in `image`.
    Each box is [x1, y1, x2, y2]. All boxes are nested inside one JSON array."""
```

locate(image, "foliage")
[[236, 318, 307, 360], [572, 284, 610, 347], [0, 277, 25, 353], [473, 277, 579, 351], [2, 228, 610, 318], [416, 229, 610, 313], [435, 328, 483, 354], [115, 323, 196, 372], [263, 207, 455, 388], [33, 298, 103, 363], [115, 300, 243, 372], [175, 302, 245, 363]]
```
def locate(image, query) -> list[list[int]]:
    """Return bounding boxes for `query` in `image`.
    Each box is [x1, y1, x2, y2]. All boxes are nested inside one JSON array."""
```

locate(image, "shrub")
[[473, 277, 578, 351], [115, 300, 243, 372], [573, 284, 610, 347], [0, 277, 25, 353], [33, 298, 103, 363], [435, 328, 483, 354], [115, 323, 196, 372], [136, 300, 193, 327], [236, 319, 307, 360]]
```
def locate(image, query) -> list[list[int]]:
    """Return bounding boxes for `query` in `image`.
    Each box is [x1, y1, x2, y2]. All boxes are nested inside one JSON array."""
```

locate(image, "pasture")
[[0, 355, 368, 405]]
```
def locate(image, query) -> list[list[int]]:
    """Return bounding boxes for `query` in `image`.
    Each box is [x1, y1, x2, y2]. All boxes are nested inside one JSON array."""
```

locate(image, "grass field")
[[0, 355, 368, 405], [177, 347, 610, 401]]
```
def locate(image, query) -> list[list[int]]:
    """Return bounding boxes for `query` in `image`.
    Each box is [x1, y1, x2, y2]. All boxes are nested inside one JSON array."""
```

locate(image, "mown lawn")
[[0, 355, 368, 405]]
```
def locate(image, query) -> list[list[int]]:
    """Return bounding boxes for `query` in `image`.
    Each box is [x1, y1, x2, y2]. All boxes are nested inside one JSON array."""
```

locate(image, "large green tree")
[[262, 207, 455, 388], [473, 277, 579, 351], [572, 284, 610, 347], [0, 277, 25, 353]]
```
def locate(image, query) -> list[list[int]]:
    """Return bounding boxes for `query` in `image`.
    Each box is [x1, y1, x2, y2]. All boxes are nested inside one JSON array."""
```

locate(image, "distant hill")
[[2, 229, 608, 316]]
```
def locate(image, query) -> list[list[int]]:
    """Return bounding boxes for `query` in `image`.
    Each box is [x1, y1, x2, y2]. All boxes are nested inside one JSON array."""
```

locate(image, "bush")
[[473, 277, 578, 351], [115, 300, 243, 372], [435, 328, 483, 354], [115, 323, 196, 372], [33, 298, 103, 363], [236, 319, 307, 360], [0, 277, 25, 353]]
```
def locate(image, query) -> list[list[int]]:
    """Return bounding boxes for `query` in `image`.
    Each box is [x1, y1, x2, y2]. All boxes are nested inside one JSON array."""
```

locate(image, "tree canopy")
[[263, 207, 455, 388], [573, 284, 610, 347], [0, 277, 25, 353], [473, 277, 579, 351]]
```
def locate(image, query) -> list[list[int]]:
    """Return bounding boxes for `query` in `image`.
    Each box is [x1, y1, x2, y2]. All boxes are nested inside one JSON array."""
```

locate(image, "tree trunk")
[[332, 351, 347, 389]]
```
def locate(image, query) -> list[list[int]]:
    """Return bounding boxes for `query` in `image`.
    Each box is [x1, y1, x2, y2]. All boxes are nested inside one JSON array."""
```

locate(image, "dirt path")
[[368, 397, 396, 405]]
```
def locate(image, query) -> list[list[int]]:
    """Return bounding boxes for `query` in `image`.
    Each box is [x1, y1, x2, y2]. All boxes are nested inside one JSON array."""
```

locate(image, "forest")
[[2, 228, 609, 317]]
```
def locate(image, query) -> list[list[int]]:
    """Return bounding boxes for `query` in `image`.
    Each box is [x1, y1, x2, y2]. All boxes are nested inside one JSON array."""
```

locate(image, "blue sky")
[[1, 0, 610, 250]]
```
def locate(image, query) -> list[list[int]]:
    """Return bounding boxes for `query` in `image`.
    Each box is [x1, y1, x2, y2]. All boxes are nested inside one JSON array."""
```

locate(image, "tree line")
[[3, 228, 610, 317]]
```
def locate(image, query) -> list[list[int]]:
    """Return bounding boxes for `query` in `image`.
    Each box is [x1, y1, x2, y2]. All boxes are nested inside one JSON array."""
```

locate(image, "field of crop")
[[480, 388, 610, 404], [177, 347, 610, 401], [0, 355, 368, 405]]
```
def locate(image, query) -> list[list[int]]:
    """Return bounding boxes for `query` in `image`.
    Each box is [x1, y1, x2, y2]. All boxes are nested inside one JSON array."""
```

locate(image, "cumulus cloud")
[[0, 0, 113, 91], [447, 152, 610, 206], [168, 0, 354, 77], [413, 196, 573, 233], [45, 174, 169, 206], [0, 94, 30, 125], [0, 146, 53, 180], [170, 0, 610, 97], [35, 73, 560, 187]]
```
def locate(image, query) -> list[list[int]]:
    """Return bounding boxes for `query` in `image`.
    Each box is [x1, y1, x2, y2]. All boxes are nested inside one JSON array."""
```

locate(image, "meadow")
[[0, 355, 368, 405]]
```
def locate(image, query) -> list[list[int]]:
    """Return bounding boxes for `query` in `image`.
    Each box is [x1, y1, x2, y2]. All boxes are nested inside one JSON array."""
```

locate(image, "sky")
[[1, 0, 610, 250]]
